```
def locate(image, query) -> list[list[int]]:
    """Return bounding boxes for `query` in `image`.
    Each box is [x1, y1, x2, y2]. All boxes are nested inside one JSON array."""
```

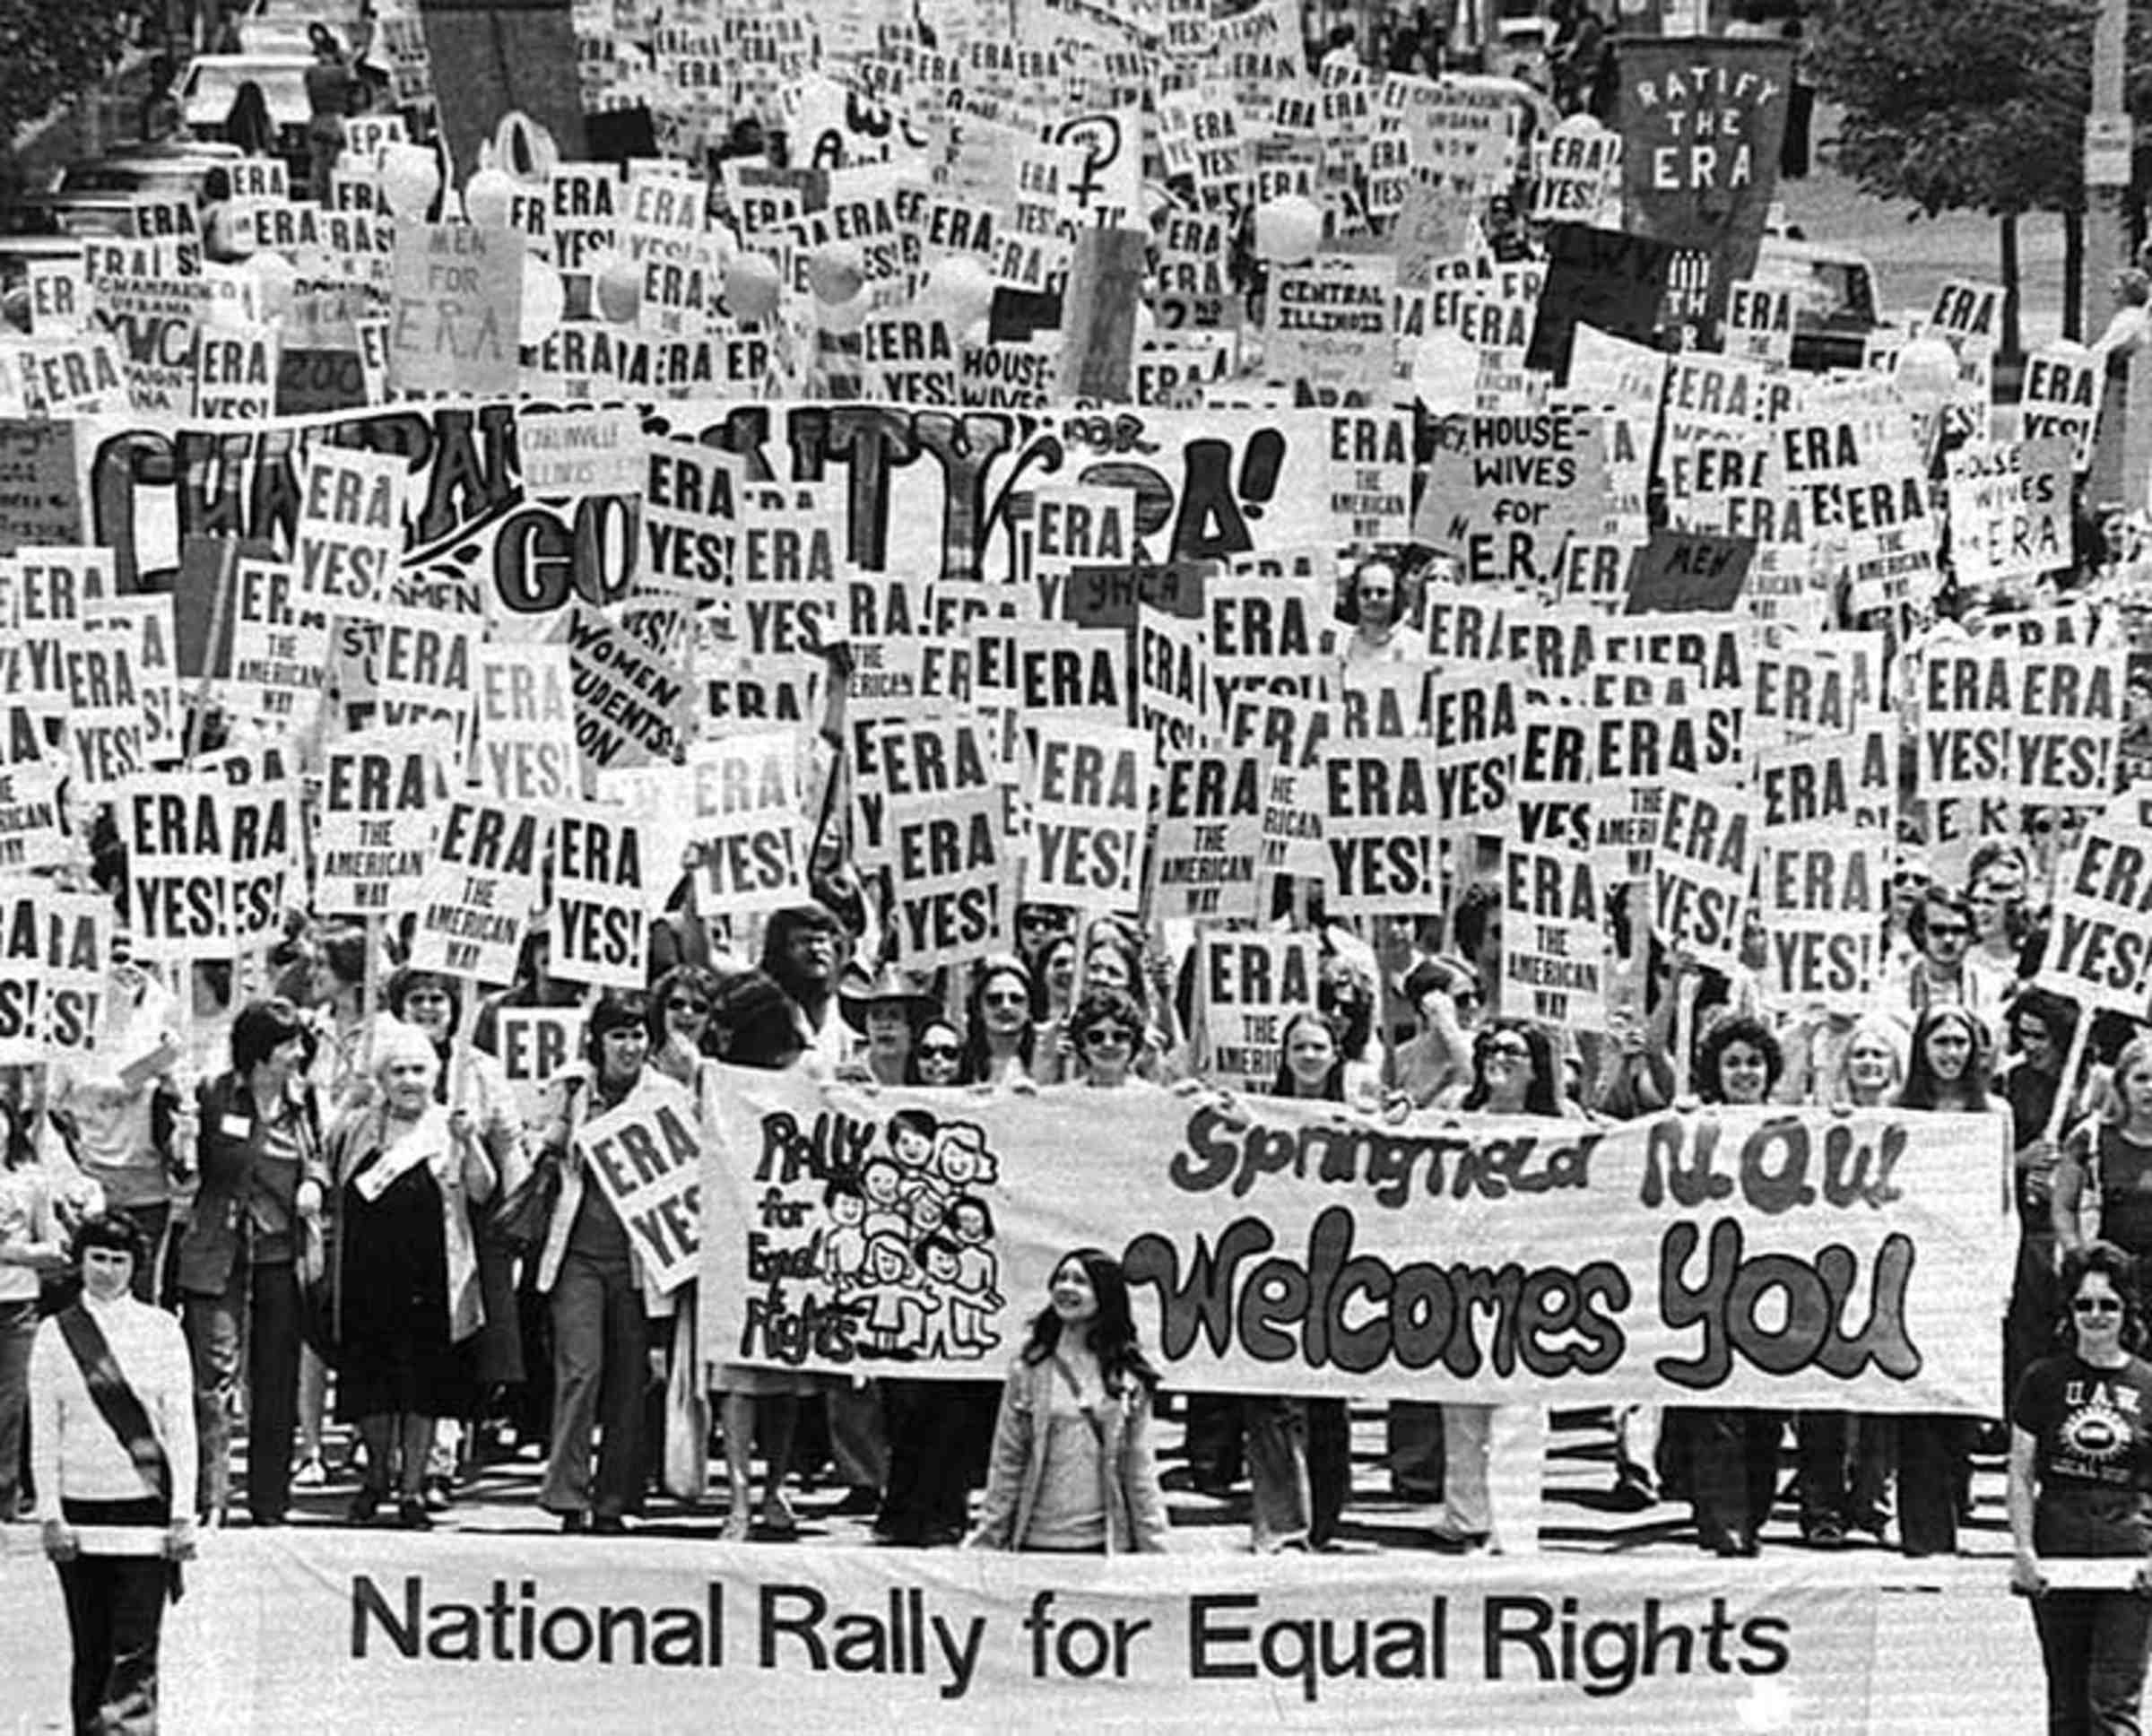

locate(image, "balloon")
[[1253, 194, 1323, 266], [247, 248, 297, 321], [594, 253, 642, 325], [1894, 334, 1960, 414], [807, 239, 864, 306], [463, 167, 517, 230], [520, 256, 566, 346], [724, 252, 783, 323], [917, 255, 995, 327], [378, 142, 441, 222], [1411, 329, 1479, 415], [817, 291, 867, 334]]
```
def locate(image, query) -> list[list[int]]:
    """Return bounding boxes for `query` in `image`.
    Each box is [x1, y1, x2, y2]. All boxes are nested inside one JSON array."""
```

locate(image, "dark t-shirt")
[[2012, 1352, 2152, 1557]]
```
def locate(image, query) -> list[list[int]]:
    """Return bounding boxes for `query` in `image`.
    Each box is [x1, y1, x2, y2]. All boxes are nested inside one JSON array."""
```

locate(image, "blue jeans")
[[0, 1297, 38, 1517], [2034, 1588, 2152, 1734]]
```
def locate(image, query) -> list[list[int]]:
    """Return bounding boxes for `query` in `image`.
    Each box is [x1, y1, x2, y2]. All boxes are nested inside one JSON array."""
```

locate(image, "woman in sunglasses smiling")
[[647, 965, 728, 1087], [907, 1020, 969, 1088], [2010, 1242, 2152, 1734], [1066, 990, 1148, 1091]]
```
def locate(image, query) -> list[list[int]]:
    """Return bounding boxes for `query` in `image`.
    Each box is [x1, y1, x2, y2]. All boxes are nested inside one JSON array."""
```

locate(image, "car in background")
[[3, 141, 244, 237], [175, 53, 314, 162], [1751, 235, 1885, 372]]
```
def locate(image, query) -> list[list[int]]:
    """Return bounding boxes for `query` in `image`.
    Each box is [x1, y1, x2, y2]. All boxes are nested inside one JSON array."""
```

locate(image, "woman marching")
[[323, 1021, 497, 1528]]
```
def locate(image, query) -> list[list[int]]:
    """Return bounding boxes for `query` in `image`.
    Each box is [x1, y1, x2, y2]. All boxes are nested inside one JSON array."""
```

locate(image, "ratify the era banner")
[[700, 1069, 2009, 1411], [0, 1531, 1881, 1732]]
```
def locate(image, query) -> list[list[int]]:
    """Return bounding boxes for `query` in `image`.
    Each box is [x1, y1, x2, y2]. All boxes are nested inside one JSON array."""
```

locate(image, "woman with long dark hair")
[[962, 958, 1037, 1089], [968, 1247, 1168, 1552], [2011, 1241, 2152, 1732], [1662, 1016, 1787, 1557], [1896, 1003, 2000, 1558], [1425, 1017, 1566, 1554]]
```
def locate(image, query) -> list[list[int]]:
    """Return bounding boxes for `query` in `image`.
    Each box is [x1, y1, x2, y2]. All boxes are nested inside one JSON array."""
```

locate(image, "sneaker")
[[293, 1457, 327, 1489]]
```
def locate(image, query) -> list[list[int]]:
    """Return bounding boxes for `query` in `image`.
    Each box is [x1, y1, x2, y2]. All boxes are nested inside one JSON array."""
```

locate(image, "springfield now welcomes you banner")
[[701, 1069, 2010, 1411], [0, 1532, 1880, 1732]]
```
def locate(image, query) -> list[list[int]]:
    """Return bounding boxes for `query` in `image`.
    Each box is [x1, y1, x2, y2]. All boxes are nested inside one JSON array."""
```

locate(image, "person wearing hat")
[[837, 966, 939, 1086]]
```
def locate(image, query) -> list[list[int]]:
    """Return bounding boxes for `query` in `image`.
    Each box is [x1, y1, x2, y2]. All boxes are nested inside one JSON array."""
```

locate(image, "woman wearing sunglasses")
[[647, 964, 728, 1087], [906, 1020, 969, 1089], [875, 1018, 996, 1547], [1066, 990, 1149, 1090], [2010, 1242, 2152, 1733], [962, 960, 1037, 1089]]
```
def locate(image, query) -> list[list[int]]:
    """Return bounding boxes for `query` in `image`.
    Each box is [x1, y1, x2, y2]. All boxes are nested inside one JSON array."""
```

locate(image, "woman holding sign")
[[2009, 1241, 2152, 1734], [968, 1247, 1168, 1554], [325, 1021, 495, 1528]]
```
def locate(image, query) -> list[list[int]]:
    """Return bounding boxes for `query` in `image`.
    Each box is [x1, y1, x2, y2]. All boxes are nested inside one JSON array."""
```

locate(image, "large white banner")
[[0, 1532, 1881, 1732], [700, 1069, 2010, 1411]]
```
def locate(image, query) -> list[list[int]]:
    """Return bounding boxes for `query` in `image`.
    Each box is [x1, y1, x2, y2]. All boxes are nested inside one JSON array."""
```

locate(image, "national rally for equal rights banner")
[[0, 1531, 1881, 1732], [699, 1067, 2011, 1412]]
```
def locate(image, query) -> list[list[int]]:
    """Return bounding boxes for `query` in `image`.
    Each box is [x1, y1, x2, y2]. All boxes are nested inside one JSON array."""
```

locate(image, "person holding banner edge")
[[2010, 1240, 2152, 1735]]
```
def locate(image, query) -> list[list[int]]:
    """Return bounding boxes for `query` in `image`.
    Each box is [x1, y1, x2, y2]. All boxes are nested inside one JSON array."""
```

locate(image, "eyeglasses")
[[2074, 1298, 2124, 1315], [917, 1043, 962, 1063], [1924, 922, 1969, 939], [983, 989, 1028, 1008], [669, 999, 710, 1016], [1486, 1038, 1532, 1060], [1081, 1027, 1134, 1048]]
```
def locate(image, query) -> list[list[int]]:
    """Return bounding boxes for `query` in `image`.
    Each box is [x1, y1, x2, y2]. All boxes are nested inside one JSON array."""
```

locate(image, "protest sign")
[[1415, 404, 1607, 588], [1757, 823, 1887, 1010], [1500, 838, 1608, 1029], [1265, 254, 1396, 403], [118, 771, 229, 960], [1624, 528, 1755, 614], [564, 605, 690, 769], [496, 1007, 582, 1134], [1652, 771, 1760, 974], [1532, 114, 1623, 226], [409, 796, 545, 984], [1919, 637, 2021, 801], [221, 770, 298, 950], [1134, 603, 1211, 755], [706, 1069, 2007, 1412], [684, 731, 810, 917], [194, 323, 279, 421], [577, 1076, 702, 1291], [1525, 223, 1675, 379], [1027, 722, 1153, 909], [550, 803, 651, 990], [225, 556, 326, 728], [388, 221, 523, 396], [1616, 39, 1796, 278], [1194, 932, 1318, 1092], [0, 883, 100, 1061], [473, 641, 578, 803], [1724, 279, 1795, 368], [0, 707, 65, 872], [2018, 341, 2100, 469], [1944, 438, 2070, 590], [295, 444, 405, 616], [1151, 751, 1263, 923], [316, 729, 443, 916], [2041, 809, 2152, 1012], [1206, 558, 1333, 718], [0, 1532, 1887, 1734]]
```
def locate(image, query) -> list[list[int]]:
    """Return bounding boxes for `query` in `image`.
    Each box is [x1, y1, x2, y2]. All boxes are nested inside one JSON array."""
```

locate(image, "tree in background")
[[0, 0, 132, 161], [1807, 0, 2099, 347]]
